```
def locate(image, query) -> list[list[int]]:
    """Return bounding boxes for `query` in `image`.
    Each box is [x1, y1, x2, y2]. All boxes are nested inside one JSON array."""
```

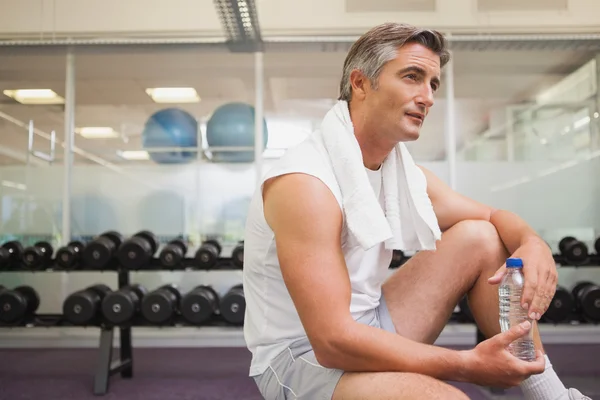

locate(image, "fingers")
[[498, 320, 532, 347], [522, 350, 546, 376], [528, 269, 557, 321], [520, 273, 537, 314], [487, 264, 506, 285]]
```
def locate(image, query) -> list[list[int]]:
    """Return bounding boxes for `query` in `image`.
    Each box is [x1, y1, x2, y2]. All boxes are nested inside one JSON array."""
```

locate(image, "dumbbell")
[[195, 240, 222, 269], [180, 285, 219, 325], [220, 284, 245, 325], [159, 239, 188, 268], [231, 242, 244, 269], [62, 284, 112, 325], [101, 284, 147, 325], [22, 241, 54, 269], [141, 284, 181, 324], [458, 296, 474, 323], [82, 231, 124, 269], [55, 241, 85, 270], [0, 241, 24, 269], [117, 230, 159, 269], [572, 281, 600, 323], [0, 286, 40, 323], [389, 250, 408, 269], [543, 286, 574, 324], [559, 236, 588, 264]]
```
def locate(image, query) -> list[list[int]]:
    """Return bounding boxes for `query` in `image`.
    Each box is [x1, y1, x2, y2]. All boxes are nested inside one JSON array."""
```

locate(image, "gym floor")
[[0, 344, 598, 400]]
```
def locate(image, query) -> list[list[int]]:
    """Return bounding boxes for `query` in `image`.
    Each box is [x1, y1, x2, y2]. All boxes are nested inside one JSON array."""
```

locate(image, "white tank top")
[[242, 132, 393, 376]]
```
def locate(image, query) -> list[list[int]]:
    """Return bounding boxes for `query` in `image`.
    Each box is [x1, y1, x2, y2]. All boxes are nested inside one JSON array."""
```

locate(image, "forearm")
[[318, 320, 469, 382], [489, 209, 541, 253]]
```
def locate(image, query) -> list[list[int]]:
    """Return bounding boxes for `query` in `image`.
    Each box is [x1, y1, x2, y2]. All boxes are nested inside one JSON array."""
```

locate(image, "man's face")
[[361, 42, 441, 142]]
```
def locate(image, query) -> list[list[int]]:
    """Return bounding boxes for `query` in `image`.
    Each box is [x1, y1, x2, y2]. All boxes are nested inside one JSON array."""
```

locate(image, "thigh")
[[254, 343, 343, 400], [382, 220, 506, 344], [332, 371, 469, 400]]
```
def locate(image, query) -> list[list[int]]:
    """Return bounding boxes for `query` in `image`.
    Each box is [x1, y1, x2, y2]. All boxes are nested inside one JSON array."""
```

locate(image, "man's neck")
[[349, 102, 396, 171]]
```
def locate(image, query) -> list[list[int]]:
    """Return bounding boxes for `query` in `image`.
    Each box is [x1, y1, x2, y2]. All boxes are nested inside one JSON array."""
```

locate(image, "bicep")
[[418, 166, 494, 231], [263, 173, 353, 354]]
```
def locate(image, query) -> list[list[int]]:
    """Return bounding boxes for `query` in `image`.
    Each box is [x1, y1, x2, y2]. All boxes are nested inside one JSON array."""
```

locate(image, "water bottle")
[[499, 257, 536, 361]]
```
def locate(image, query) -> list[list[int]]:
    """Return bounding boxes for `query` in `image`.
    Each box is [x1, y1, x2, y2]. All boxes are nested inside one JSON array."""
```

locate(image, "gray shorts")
[[253, 295, 396, 400]]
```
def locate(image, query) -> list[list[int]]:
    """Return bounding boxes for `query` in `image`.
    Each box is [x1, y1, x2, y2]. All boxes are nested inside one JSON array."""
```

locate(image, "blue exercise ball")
[[142, 108, 198, 164], [206, 102, 268, 163]]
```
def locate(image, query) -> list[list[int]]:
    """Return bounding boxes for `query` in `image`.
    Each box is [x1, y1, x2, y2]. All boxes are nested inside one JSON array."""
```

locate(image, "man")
[[242, 22, 591, 399]]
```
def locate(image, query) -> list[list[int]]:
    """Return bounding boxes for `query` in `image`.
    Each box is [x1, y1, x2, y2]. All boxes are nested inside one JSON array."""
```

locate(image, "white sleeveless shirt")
[[242, 132, 393, 377]]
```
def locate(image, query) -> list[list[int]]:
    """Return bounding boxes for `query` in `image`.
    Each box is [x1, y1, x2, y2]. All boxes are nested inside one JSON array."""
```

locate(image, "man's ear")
[[349, 69, 370, 100]]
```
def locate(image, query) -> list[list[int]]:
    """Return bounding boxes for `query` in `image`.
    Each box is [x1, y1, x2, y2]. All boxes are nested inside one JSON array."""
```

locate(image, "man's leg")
[[331, 220, 537, 400]]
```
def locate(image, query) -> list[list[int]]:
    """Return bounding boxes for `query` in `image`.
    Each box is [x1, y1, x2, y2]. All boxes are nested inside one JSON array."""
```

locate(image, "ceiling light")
[[117, 150, 150, 160], [2, 180, 27, 191], [145, 87, 200, 103], [594, 112, 599, 119], [2, 89, 64, 105], [573, 116, 591, 129], [77, 127, 120, 139]]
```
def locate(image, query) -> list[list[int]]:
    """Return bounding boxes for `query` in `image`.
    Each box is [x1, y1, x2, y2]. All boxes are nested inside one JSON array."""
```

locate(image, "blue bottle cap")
[[506, 258, 523, 268]]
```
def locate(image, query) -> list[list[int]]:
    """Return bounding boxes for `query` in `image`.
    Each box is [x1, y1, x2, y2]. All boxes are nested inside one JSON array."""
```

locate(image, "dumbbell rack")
[[0, 256, 243, 396]]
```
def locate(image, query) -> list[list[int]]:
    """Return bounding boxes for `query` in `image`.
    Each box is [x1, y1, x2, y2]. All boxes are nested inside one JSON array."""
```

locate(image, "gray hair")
[[338, 22, 450, 102]]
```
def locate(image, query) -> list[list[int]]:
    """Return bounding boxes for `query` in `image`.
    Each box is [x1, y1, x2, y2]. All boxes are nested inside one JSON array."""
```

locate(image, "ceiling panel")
[[346, 0, 436, 13], [478, 0, 568, 12]]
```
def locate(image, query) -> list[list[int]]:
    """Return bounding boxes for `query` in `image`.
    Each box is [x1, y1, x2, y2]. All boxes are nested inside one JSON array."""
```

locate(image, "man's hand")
[[463, 321, 545, 388], [487, 237, 558, 321]]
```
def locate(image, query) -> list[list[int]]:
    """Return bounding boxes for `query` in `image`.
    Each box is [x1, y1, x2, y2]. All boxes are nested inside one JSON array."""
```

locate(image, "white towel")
[[319, 100, 441, 251]]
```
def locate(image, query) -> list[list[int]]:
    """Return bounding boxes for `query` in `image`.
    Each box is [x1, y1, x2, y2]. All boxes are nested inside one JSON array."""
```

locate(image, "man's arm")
[[261, 173, 541, 385], [263, 173, 465, 379], [418, 166, 557, 321]]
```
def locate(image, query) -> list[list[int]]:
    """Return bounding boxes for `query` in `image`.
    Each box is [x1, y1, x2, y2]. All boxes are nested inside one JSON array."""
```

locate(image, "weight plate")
[[390, 250, 406, 269], [14, 286, 40, 313], [559, 236, 576, 253], [458, 296, 474, 322], [118, 237, 153, 269], [22, 247, 43, 269], [135, 230, 159, 255], [56, 247, 78, 269], [220, 289, 245, 325], [0, 248, 10, 268], [0, 290, 27, 323], [82, 239, 113, 269], [101, 231, 124, 249], [580, 285, 600, 322], [68, 241, 85, 253], [544, 288, 574, 323], [159, 284, 181, 303], [181, 288, 214, 324], [232, 245, 244, 268], [129, 284, 147, 301], [101, 292, 136, 324], [89, 284, 112, 299], [566, 242, 588, 263], [572, 281, 594, 302], [160, 246, 182, 268], [2, 241, 24, 260], [34, 241, 54, 262], [141, 292, 176, 324], [196, 244, 218, 268], [63, 291, 97, 325], [204, 239, 222, 255], [171, 239, 188, 256]]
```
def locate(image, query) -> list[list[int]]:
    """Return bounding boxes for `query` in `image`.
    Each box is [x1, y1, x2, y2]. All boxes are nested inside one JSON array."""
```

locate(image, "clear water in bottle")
[[499, 257, 536, 362]]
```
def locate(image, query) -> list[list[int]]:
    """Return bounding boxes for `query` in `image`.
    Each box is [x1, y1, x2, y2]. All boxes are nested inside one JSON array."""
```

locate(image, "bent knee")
[[448, 220, 505, 258]]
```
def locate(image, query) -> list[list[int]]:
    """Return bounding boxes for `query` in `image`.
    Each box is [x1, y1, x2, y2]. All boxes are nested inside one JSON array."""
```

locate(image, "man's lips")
[[406, 112, 424, 121]]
